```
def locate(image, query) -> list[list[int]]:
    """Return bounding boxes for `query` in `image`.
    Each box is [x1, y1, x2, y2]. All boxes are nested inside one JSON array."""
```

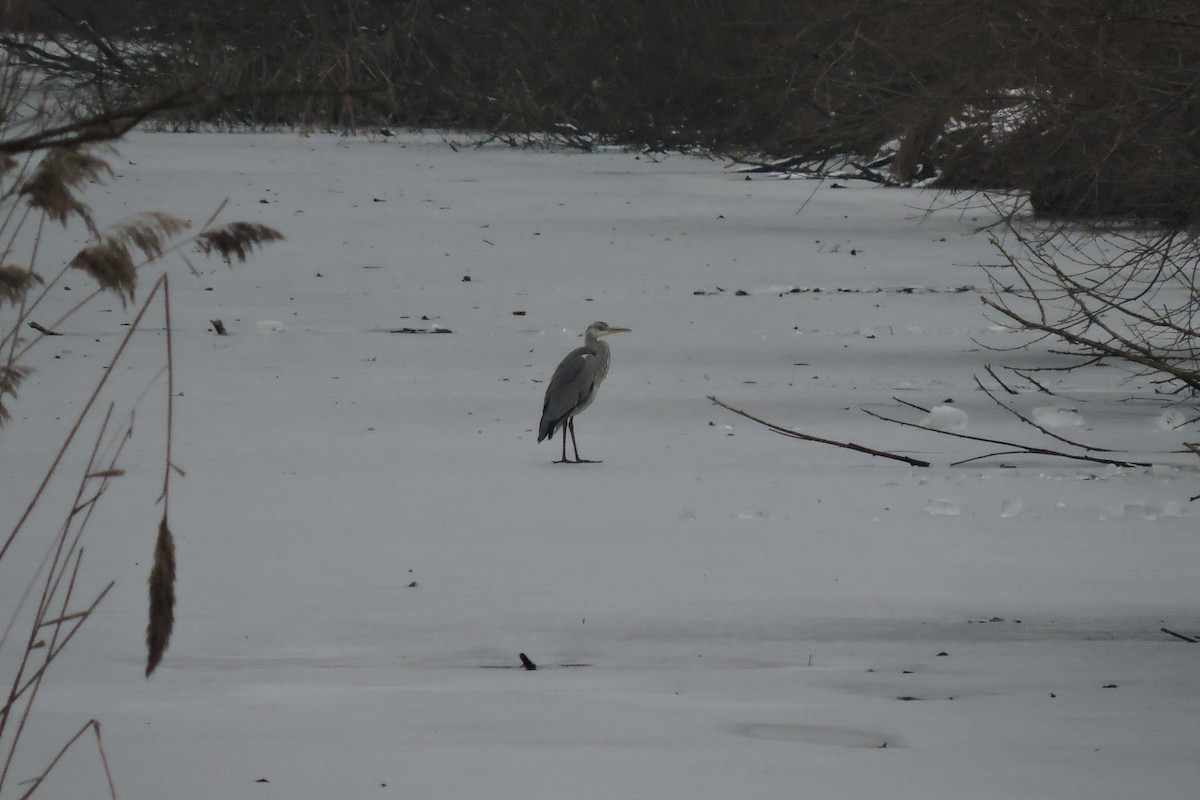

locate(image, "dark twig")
[[1009, 368, 1058, 395], [891, 395, 930, 414], [1160, 627, 1198, 643], [709, 396, 931, 468], [983, 364, 1019, 395]]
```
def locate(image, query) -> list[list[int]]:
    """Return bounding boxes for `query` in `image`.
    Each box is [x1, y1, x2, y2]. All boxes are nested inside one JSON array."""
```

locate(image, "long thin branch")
[[708, 396, 931, 467], [862, 408, 1153, 468]]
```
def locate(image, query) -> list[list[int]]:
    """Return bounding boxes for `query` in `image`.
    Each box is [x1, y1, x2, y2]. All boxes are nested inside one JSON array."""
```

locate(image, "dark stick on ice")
[[1160, 627, 1198, 643], [519, 653, 537, 671]]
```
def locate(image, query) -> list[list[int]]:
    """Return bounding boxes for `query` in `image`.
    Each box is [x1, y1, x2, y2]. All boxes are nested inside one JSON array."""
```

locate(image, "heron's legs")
[[552, 418, 601, 464], [567, 418, 600, 464], [554, 422, 569, 463]]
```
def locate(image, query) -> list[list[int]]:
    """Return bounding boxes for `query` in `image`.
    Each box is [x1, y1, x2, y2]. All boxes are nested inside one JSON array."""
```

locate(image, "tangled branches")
[[982, 224, 1200, 395]]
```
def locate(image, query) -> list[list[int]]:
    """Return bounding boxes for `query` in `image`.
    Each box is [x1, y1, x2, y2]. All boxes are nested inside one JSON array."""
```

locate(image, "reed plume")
[[145, 515, 176, 678]]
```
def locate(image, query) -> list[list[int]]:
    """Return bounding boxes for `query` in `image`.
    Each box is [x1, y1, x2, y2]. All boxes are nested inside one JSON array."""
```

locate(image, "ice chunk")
[[1000, 499, 1023, 518], [1032, 406, 1084, 428], [920, 405, 968, 432], [1155, 408, 1192, 430], [924, 498, 961, 516]]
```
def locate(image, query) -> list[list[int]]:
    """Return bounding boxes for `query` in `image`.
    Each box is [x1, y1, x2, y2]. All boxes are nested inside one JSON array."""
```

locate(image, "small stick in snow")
[[709, 396, 931, 468], [519, 652, 537, 671], [28, 321, 62, 336], [891, 395, 930, 414], [210, 319, 227, 335]]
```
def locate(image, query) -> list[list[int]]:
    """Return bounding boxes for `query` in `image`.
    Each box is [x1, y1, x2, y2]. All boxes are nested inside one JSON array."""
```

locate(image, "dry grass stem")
[[15, 719, 117, 800]]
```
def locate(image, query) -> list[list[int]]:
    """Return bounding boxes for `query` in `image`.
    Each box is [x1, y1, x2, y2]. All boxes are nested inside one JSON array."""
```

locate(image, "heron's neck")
[[585, 332, 609, 354]]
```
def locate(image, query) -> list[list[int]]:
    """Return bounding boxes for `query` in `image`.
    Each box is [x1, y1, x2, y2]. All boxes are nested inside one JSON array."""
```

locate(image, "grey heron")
[[538, 321, 631, 463]]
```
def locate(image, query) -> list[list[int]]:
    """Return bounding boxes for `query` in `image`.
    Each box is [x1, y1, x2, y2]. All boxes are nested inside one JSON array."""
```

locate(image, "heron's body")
[[538, 321, 630, 463]]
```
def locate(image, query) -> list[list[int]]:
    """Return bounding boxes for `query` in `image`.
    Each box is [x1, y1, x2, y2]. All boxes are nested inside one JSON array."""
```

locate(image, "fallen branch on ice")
[[1160, 627, 1198, 643], [708, 396, 931, 468]]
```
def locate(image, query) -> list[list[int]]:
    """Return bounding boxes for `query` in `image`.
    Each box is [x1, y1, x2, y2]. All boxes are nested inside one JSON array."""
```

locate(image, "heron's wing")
[[538, 347, 596, 440]]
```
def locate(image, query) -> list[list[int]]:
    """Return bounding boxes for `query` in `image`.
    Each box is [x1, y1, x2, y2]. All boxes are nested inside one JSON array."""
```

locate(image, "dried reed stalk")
[[0, 265, 41, 305], [0, 364, 32, 424], [196, 221, 285, 264], [68, 212, 190, 303], [17, 146, 111, 232]]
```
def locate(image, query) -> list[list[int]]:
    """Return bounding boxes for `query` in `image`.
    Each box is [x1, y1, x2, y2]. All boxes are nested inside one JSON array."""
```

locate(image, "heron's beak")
[[600, 327, 631, 336]]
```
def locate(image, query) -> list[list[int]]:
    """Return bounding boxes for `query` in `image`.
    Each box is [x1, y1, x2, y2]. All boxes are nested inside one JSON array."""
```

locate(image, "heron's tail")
[[537, 412, 560, 442]]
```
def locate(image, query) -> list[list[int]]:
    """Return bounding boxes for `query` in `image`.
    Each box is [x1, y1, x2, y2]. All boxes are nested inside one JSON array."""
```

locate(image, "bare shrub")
[[982, 223, 1200, 395], [13, 0, 1199, 228]]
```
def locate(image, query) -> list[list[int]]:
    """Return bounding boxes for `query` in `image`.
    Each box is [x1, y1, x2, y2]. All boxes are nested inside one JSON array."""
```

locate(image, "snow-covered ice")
[[2, 132, 1198, 800]]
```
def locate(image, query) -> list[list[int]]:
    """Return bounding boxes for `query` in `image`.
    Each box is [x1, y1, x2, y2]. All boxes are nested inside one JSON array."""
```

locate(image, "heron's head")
[[586, 321, 631, 338]]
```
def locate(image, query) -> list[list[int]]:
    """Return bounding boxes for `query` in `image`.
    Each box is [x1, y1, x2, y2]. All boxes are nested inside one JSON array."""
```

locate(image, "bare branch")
[[973, 374, 1116, 452]]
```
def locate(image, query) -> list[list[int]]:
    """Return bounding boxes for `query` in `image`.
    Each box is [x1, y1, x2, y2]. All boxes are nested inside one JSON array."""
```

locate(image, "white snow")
[[255, 319, 286, 333], [2, 132, 1199, 800]]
